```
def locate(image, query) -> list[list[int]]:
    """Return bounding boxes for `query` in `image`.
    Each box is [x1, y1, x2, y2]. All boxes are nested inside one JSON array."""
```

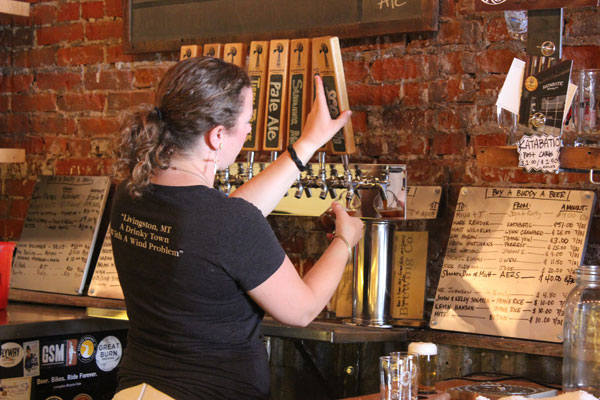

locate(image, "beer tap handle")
[[179, 45, 202, 61], [263, 39, 290, 164], [243, 41, 269, 154]]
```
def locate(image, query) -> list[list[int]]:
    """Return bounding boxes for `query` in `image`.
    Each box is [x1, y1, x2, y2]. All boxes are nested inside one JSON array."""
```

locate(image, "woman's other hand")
[[296, 75, 352, 152], [330, 201, 363, 248]]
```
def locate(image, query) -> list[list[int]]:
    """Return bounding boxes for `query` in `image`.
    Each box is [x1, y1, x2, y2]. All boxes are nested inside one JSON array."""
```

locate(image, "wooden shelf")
[[476, 146, 600, 171], [9, 288, 126, 309], [0, 0, 29, 16], [407, 328, 562, 357]]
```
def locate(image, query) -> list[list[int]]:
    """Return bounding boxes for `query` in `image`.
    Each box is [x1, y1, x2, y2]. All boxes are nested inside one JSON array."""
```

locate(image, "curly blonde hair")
[[113, 57, 250, 199]]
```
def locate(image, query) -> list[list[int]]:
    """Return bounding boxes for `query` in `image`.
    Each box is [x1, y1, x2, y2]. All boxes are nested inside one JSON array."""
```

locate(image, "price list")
[[11, 176, 110, 295], [430, 187, 595, 343], [87, 227, 124, 299]]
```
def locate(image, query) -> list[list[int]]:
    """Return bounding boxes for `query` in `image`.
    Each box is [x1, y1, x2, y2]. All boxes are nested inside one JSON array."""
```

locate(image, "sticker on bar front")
[[517, 133, 561, 173]]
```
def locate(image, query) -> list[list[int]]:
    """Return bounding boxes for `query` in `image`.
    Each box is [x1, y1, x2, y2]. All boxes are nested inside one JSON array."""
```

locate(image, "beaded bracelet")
[[287, 144, 307, 172], [332, 234, 353, 262]]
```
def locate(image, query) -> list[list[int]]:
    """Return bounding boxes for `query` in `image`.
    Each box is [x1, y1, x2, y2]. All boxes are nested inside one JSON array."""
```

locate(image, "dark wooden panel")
[[125, 0, 439, 53], [474, 0, 598, 12], [476, 146, 600, 170]]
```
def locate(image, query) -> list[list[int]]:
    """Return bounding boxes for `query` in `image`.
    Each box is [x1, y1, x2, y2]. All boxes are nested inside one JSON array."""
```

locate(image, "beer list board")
[[87, 226, 124, 299], [10, 176, 110, 295], [431, 187, 595, 343]]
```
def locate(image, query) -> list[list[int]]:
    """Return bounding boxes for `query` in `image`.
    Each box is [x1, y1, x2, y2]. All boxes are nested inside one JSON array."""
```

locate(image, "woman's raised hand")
[[297, 75, 352, 152]]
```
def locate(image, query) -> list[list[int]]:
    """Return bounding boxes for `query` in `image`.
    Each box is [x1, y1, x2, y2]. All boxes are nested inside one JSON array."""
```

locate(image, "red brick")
[[37, 23, 84, 45], [36, 71, 82, 91], [13, 27, 34, 47], [11, 15, 32, 28], [67, 138, 92, 157], [372, 55, 426, 81], [9, 199, 29, 219], [56, 45, 103, 66], [441, 52, 477, 75], [12, 93, 56, 112], [343, 59, 368, 82], [30, 114, 77, 135], [563, 45, 600, 71], [82, 2, 104, 19], [77, 116, 120, 136], [0, 114, 30, 134], [107, 91, 154, 111], [471, 133, 508, 148], [382, 108, 431, 132], [44, 136, 69, 154], [447, 76, 477, 103], [11, 74, 35, 93], [0, 200, 8, 217], [0, 50, 11, 66], [12, 47, 56, 68], [476, 49, 518, 74], [105, 0, 123, 17], [435, 108, 462, 131], [84, 68, 133, 91], [431, 132, 466, 155], [407, 159, 447, 184], [32, 3, 57, 25], [133, 67, 167, 89], [22, 136, 46, 155], [485, 15, 512, 42], [394, 133, 428, 156], [0, 96, 9, 112], [57, 2, 79, 21], [4, 179, 36, 197], [402, 81, 427, 106], [351, 110, 367, 133], [438, 19, 480, 45], [85, 19, 122, 41], [106, 44, 157, 63], [439, 0, 456, 18], [57, 93, 105, 112], [54, 158, 113, 175], [347, 84, 398, 107], [0, 28, 14, 48]]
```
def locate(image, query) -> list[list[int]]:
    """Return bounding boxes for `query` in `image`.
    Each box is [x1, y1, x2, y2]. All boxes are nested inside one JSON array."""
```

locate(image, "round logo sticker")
[[0, 342, 24, 368], [95, 336, 122, 372], [524, 76, 538, 92], [77, 336, 97, 363], [73, 394, 93, 400]]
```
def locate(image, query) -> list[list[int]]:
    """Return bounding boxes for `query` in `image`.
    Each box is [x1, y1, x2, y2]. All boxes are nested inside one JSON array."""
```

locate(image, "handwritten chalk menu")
[[431, 187, 595, 343], [10, 176, 110, 295], [87, 226, 124, 299], [406, 186, 441, 220], [391, 231, 428, 322]]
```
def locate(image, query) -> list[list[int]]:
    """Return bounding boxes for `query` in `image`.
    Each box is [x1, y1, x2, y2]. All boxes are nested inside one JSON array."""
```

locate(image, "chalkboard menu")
[[10, 176, 111, 295], [431, 187, 595, 343], [126, 0, 439, 53], [87, 226, 124, 299]]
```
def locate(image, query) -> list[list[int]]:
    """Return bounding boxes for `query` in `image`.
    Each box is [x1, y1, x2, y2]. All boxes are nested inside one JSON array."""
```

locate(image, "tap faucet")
[[317, 152, 328, 200], [246, 151, 255, 180]]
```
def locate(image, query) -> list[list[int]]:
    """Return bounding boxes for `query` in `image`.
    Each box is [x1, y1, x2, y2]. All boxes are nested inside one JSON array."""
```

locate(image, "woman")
[[110, 57, 363, 399]]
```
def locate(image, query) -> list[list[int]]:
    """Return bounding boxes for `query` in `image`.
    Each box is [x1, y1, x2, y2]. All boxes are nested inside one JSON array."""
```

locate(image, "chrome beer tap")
[[317, 152, 329, 200], [246, 151, 255, 181], [326, 164, 338, 199]]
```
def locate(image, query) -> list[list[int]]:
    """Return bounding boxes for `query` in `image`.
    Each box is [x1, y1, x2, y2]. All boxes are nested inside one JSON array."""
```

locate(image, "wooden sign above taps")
[[474, 0, 598, 12]]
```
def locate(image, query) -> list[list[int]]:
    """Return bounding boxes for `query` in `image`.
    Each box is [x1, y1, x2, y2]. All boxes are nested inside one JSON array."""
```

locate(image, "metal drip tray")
[[447, 383, 557, 400]]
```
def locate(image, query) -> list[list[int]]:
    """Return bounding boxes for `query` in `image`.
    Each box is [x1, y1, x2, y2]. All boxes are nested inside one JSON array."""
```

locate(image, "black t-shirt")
[[110, 182, 285, 399]]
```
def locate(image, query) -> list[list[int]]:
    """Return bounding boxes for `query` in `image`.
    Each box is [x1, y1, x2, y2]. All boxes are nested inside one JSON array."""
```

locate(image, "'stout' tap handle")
[[311, 36, 355, 156]]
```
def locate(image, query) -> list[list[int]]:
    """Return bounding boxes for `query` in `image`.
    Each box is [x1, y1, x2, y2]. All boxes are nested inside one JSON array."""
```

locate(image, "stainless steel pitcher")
[[352, 220, 395, 328]]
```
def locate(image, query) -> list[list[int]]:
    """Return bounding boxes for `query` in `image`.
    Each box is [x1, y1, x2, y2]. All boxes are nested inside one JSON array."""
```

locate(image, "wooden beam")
[[0, 0, 29, 17], [476, 146, 600, 170], [0, 148, 25, 163]]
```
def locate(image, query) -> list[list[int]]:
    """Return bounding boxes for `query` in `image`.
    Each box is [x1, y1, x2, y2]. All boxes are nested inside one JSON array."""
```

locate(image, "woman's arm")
[[230, 75, 351, 216], [248, 202, 364, 326]]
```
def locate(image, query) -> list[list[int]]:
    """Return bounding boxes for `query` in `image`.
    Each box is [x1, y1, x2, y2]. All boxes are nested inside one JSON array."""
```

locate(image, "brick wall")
[[1, 1, 599, 296]]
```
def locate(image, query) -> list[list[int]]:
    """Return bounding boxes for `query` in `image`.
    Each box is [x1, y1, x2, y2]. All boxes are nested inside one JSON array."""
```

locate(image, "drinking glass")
[[380, 356, 393, 400], [374, 190, 405, 219], [319, 190, 361, 233], [389, 352, 418, 400]]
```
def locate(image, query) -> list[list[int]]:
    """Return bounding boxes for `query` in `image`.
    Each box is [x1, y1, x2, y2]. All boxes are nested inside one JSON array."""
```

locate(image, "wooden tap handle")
[[262, 39, 290, 153], [243, 41, 270, 152]]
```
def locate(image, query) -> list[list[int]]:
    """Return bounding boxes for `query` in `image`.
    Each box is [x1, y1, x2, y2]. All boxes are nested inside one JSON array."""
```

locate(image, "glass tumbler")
[[389, 352, 418, 400]]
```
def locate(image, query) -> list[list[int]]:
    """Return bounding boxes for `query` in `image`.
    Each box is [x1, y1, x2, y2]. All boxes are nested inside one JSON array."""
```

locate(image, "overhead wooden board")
[[125, 0, 439, 53], [474, 0, 598, 12], [10, 176, 110, 295], [431, 186, 595, 343]]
